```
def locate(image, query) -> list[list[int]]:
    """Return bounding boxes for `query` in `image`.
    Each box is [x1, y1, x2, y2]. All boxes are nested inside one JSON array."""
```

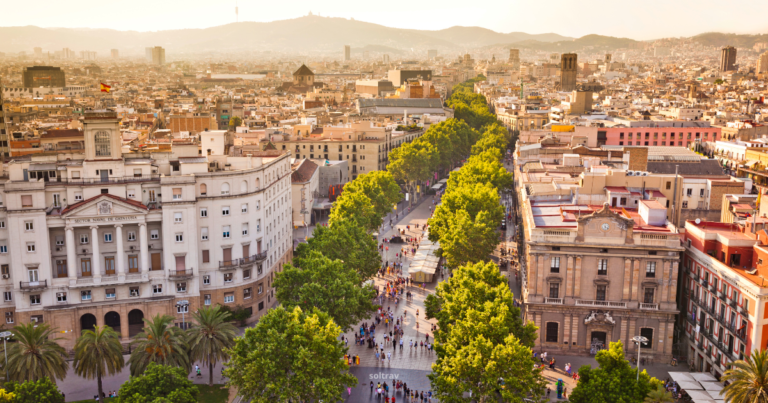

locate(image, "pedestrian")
[[410, 340, 413, 350], [400, 339, 404, 350], [371, 381, 374, 394]]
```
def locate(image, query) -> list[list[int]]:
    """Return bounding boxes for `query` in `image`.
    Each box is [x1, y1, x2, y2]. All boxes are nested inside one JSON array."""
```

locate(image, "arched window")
[[241, 180, 248, 194], [200, 183, 207, 196], [255, 178, 261, 189], [221, 182, 230, 195], [94, 131, 111, 156]]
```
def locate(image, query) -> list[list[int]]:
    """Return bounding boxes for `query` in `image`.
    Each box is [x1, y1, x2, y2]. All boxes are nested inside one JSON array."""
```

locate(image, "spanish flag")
[[100, 83, 111, 93]]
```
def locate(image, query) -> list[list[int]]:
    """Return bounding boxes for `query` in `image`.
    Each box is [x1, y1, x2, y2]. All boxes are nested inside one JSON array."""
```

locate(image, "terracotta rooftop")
[[291, 159, 318, 183]]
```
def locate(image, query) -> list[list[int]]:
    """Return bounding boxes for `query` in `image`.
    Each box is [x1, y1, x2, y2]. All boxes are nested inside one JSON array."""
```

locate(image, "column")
[[563, 255, 571, 298], [627, 318, 637, 352], [621, 317, 628, 345], [571, 315, 579, 349], [91, 226, 101, 281], [533, 312, 542, 348], [537, 254, 547, 297], [115, 224, 125, 279], [658, 321, 666, 355], [65, 227, 77, 285], [573, 256, 582, 299], [139, 223, 149, 273], [664, 321, 675, 356], [622, 258, 632, 300], [631, 259, 641, 301], [563, 314, 572, 349], [529, 254, 538, 296], [669, 262, 679, 302], [661, 260, 671, 303], [119, 305, 130, 341]]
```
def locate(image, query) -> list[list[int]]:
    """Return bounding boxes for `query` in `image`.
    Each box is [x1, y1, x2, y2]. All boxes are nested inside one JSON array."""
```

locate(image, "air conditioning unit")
[[55, 247, 61, 252], [30, 317, 39, 323], [82, 249, 87, 254], [2, 274, 8, 279], [627, 171, 635, 176], [148, 245, 153, 249], [641, 172, 649, 176], [130, 246, 134, 250]]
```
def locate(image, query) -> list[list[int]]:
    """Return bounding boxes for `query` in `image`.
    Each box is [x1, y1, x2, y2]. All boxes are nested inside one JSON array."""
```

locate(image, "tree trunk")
[[209, 359, 214, 386], [97, 373, 103, 402]]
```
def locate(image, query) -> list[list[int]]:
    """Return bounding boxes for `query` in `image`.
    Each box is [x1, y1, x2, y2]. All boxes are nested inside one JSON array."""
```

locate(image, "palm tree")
[[721, 349, 768, 403], [5, 323, 68, 382], [187, 305, 238, 386], [644, 384, 674, 403], [73, 325, 125, 400], [127, 314, 190, 376]]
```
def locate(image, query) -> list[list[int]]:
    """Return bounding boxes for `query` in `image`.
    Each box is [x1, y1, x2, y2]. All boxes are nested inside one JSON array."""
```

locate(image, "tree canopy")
[[387, 141, 438, 188], [328, 191, 380, 233], [118, 363, 199, 403], [4, 379, 64, 403], [340, 171, 401, 220], [294, 219, 380, 280], [429, 182, 504, 244]]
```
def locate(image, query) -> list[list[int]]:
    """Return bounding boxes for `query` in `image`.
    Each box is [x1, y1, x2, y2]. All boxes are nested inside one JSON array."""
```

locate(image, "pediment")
[[62, 194, 148, 219], [575, 203, 635, 244]]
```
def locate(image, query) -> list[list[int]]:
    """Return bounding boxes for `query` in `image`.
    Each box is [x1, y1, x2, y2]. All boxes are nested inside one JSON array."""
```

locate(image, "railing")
[[710, 284, 718, 292], [241, 250, 268, 265], [639, 303, 659, 310], [45, 174, 160, 185], [543, 298, 564, 304], [702, 279, 709, 287], [219, 259, 239, 269], [19, 280, 47, 290], [169, 269, 193, 279], [575, 299, 627, 308]]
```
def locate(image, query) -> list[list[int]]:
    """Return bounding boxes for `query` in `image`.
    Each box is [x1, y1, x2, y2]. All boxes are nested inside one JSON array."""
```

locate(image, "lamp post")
[[0, 331, 11, 380], [632, 335, 649, 382], [176, 300, 189, 330]]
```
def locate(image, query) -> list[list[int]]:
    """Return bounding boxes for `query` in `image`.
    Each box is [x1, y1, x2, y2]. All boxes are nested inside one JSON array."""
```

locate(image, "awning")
[[745, 160, 759, 167]]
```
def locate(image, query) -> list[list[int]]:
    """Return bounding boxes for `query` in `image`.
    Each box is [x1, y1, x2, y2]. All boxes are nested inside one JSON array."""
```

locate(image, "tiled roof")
[[291, 159, 318, 183]]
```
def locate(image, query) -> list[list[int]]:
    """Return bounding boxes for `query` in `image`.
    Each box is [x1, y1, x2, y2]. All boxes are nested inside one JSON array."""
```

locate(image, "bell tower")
[[83, 111, 122, 160]]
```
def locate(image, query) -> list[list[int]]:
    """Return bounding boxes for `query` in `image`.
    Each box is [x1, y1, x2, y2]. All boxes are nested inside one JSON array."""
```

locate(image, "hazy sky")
[[2, 0, 767, 40]]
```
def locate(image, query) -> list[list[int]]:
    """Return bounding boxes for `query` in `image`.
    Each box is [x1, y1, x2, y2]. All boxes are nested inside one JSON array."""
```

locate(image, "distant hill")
[[0, 16, 571, 56], [692, 32, 768, 48], [487, 34, 640, 52]]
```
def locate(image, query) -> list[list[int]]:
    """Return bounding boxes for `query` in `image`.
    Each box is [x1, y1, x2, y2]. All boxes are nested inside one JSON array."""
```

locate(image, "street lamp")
[[0, 331, 11, 381], [632, 335, 649, 382], [176, 300, 189, 330]]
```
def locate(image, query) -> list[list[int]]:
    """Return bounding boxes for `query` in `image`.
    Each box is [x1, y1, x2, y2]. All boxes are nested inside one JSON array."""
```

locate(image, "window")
[[0, 221, 5, 228], [686, 188, 692, 196], [258, 284, 264, 294], [200, 183, 207, 196], [201, 227, 209, 241], [78, 235, 87, 245], [105, 288, 116, 299], [545, 322, 559, 343], [55, 236, 64, 246], [202, 250, 210, 263], [174, 212, 182, 223], [644, 288, 655, 304], [203, 275, 210, 285], [700, 189, 705, 197], [26, 243, 35, 252], [244, 287, 252, 299], [173, 188, 182, 200], [204, 294, 212, 305], [3, 292, 11, 302], [242, 223, 249, 236], [224, 273, 233, 283], [5, 312, 12, 324], [128, 231, 136, 241], [94, 131, 111, 156], [200, 208, 208, 217], [176, 282, 187, 293], [241, 203, 248, 213], [1, 266, 7, 276], [224, 293, 235, 303], [128, 189, 136, 198], [175, 233, 183, 242], [222, 206, 230, 216], [80, 291, 91, 301], [128, 256, 138, 273], [130, 287, 140, 297], [596, 285, 607, 301], [104, 233, 113, 243], [550, 257, 560, 273], [74, 192, 83, 201], [0, 246, 6, 254], [639, 328, 654, 349], [682, 201, 688, 208], [24, 221, 33, 231], [55, 292, 66, 302], [221, 183, 230, 195], [259, 302, 264, 311], [597, 259, 608, 275], [243, 269, 251, 279], [177, 304, 189, 313], [646, 262, 656, 278], [150, 230, 159, 240], [153, 284, 163, 294], [549, 283, 559, 298], [21, 195, 32, 207], [223, 226, 230, 239]]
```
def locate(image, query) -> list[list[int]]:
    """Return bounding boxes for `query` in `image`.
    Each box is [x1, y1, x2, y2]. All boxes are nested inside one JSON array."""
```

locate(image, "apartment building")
[[0, 111, 292, 350]]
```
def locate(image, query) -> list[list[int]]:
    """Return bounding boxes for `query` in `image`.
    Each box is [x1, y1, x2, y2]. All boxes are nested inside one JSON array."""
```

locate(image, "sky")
[[2, 0, 768, 40]]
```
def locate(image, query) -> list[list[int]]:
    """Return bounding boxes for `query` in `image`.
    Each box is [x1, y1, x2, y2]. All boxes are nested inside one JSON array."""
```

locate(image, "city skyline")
[[2, 0, 768, 41]]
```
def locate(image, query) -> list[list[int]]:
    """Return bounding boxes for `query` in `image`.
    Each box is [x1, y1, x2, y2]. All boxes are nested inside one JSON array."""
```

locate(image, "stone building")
[[559, 54, 578, 92]]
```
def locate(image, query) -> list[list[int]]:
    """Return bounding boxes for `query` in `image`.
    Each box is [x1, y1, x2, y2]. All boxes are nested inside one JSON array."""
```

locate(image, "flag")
[[100, 83, 111, 93]]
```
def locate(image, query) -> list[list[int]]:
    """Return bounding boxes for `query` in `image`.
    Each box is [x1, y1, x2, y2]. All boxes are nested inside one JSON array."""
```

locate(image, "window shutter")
[[175, 256, 186, 271], [173, 188, 181, 196], [202, 250, 210, 263], [242, 244, 250, 258], [21, 195, 32, 207], [105, 288, 116, 294], [223, 248, 232, 262]]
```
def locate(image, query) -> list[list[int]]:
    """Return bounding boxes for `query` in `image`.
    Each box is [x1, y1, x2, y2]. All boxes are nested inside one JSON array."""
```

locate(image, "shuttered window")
[[175, 256, 186, 271]]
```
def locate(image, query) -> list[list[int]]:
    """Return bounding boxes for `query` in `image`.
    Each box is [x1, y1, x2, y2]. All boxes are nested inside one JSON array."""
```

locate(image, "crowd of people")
[[370, 380, 434, 403]]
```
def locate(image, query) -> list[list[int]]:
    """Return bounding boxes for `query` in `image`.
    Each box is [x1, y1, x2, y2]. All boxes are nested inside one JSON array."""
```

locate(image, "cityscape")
[[2, 2, 768, 402]]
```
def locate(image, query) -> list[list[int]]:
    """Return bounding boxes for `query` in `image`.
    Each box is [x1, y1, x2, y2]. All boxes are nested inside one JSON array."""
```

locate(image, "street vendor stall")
[[407, 229, 441, 283]]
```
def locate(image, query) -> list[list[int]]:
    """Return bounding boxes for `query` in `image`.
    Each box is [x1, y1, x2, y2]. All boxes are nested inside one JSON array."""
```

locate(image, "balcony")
[[168, 269, 193, 279], [702, 279, 709, 288], [19, 280, 47, 290], [543, 298, 564, 305], [219, 259, 239, 270], [710, 284, 718, 293], [45, 174, 160, 186], [686, 313, 696, 325], [639, 303, 659, 310], [575, 299, 627, 308], [241, 250, 268, 265]]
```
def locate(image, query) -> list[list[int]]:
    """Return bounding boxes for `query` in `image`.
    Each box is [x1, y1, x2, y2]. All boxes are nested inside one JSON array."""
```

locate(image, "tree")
[[228, 116, 243, 127], [73, 325, 125, 401], [472, 123, 509, 156], [341, 171, 402, 219], [295, 219, 380, 280], [6, 323, 68, 383], [439, 210, 499, 268], [127, 314, 190, 376], [225, 306, 357, 403], [328, 191, 380, 233], [118, 363, 198, 403], [428, 182, 504, 243], [274, 250, 377, 331], [0, 389, 13, 402], [387, 141, 438, 206], [569, 341, 661, 403], [447, 153, 512, 191], [721, 349, 768, 403], [4, 378, 64, 403], [187, 305, 238, 386], [644, 384, 675, 403]]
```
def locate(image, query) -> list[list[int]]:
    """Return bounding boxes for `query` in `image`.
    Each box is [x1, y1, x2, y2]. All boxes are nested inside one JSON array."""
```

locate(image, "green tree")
[[341, 170, 401, 219], [127, 314, 190, 376], [187, 305, 238, 386], [6, 323, 68, 383], [274, 250, 376, 331], [118, 363, 198, 403], [73, 325, 125, 401], [4, 378, 64, 403], [472, 123, 509, 156], [387, 141, 438, 206], [228, 116, 242, 127], [569, 341, 661, 403], [644, 384, 675, 403], [428, 182, 504, 243], [0, 389, 13, 402], [295, 219, 380, 279], [439, 209, 499, 268], [720, 349, 768, 403], [328, 191, 380, 232], [225, 306, 357, 403], [447, 153, 512, 191]]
